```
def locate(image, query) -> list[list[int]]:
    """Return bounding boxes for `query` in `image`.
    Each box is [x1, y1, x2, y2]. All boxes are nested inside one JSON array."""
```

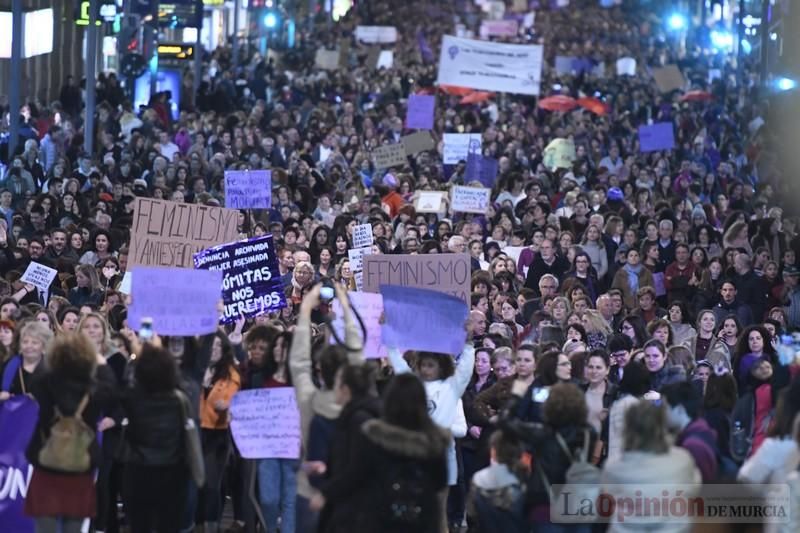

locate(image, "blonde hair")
[[78, 312, 115, 356], [20, 321, 55, 353], [582, 309, 612, 335], [624, 400, 670, 454]]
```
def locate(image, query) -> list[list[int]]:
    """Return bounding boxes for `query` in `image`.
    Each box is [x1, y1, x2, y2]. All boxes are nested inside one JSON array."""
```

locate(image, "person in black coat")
[[524, 239, 570, 295], [119, 343, 189, 533], [314, 364, 382, 533], [312, 373, 450, 533]]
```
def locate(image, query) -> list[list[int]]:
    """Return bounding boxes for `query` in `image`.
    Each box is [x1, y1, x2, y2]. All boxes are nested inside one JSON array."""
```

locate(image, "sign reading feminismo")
[[436, 35, 543, 96]]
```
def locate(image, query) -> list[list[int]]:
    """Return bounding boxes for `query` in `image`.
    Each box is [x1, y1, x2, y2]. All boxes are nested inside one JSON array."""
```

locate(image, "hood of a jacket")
[[362, 419, 451, 460]]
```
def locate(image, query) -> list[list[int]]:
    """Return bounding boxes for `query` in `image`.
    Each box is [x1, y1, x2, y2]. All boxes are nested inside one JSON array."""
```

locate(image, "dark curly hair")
[[542, 383, 588, 428], [135, 344, 178, 394]]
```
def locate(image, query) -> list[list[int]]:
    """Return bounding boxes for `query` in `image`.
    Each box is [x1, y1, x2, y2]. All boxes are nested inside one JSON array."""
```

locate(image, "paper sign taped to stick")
[[451, 186, 491, 213], [20, 262, 57, 292], [616, 57, 636, 76], [402, 131, 436, 155], [406, 94, 435, 130], [329, 291, 384, 359], [443, 133, 482, 164], [129, 197, 240, 268], [314, 49, 339, 70], [193, 235, 286, 323], [377, 50, 394, 69], [639, 122, 675, 153], [543, 138, 576, 170], [652, 65, 686, 93], [437, 35, 543, 96], [348, 246, 371, 272], [381, 285, 469, 355], [363, 253, 472, 305], [352, 224, 374, 249], [230, 388, 301, 459], [415, 191, 446, 213], [355, 26, 397, 43], [372, 143, 407, 168], [128, 267, 222, 335], [224, 170, 272, 209]]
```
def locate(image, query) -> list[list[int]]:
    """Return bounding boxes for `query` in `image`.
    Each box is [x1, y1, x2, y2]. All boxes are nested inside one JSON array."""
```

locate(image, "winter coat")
[[321, 417, 448, 533], [648, 363, 687, 392], [120, 388, 185, 466], [611, 266, 655, 310], [675, 418, 719, 483], [467, 463, 527, 533]]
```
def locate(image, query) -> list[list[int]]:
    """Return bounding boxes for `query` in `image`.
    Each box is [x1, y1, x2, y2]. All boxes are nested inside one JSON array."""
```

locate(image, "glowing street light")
[[667, 13, 688, 31], [710, 30, 734, 51], [264, 12, 278, 28], [775, 77, 797, 92]]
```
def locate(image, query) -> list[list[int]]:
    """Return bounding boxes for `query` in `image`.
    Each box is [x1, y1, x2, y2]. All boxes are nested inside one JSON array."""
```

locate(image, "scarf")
[[623, 263, 643, 293]]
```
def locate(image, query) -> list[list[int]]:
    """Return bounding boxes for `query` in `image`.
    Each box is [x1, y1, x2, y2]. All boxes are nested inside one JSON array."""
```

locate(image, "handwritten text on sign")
[[329, 292, 384, 359], [129, 198, 240, 268], [451, 186, 491, 213], [352, 223, 374, 249], [230, 388, 301, 459], [362, 253, 472, 305], [20, 262, 57, 292], [224, 170, 272, 209], [194, 235, 286, 323], [127, 267, 222, 336], [372, 143, 407, 169]]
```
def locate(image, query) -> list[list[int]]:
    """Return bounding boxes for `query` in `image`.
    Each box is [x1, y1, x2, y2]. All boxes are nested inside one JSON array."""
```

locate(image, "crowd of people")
[[2, 0, 800, 532]]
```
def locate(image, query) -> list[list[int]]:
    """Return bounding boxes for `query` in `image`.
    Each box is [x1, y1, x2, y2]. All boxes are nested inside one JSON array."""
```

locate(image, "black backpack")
[[381, 460, 437, 528]]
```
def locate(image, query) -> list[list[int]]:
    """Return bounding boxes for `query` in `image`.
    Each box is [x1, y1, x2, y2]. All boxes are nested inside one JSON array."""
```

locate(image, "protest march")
[[2, 0, 800, 532]]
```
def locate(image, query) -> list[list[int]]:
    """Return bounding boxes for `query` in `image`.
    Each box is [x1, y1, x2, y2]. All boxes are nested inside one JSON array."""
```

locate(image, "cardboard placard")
[[362, 253, 472, 305], [329, 292, 384, 359], [355, 25, 398, 44], [401, 131, 436, 155], [314, 49, 340, 70], [128, 197, 240, 268], [616, 57, 636, 76], [372, 143, 407, 168], [652, 65, 686, 93], [352, 224, 374, 249]]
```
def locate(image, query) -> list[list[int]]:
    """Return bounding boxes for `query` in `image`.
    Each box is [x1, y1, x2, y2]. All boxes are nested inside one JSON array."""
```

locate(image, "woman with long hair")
[[583, 350, 615, 464], [24, 333, 116, 533], [79, 229, 116, 266], [562, 251, 600, 304], [68, 264, 104, 308], [693, 310, 731, 368], [312, 373, 448, 533], [667, 300, 696, 348], [731, 325, 777, 391], [618, 314, 649, 349], [581, 310, 612, 351], [580, 224, 608, 281], [611, 248, 654, 310], [197, 332, 240, 531]]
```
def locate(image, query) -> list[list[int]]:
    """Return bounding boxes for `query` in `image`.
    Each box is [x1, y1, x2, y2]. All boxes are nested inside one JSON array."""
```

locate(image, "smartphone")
[[532, 387, 550, 403], [320, 287, 335, 302], [139, 317, 154, 341]]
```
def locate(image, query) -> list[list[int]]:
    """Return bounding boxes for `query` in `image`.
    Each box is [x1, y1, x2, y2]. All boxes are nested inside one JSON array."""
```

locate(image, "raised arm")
[[289, 286, 320, 410], [449, 343, 476, 398], [334, 283, 364, 365]]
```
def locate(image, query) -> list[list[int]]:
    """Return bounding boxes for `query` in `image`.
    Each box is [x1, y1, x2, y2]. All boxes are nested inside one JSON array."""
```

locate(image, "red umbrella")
[[680, 90, 714, 102], [538, 95, 578, 112], [439, 85, 474, 96], [576, 97, 609, 116], [460, 91, 494, 104]]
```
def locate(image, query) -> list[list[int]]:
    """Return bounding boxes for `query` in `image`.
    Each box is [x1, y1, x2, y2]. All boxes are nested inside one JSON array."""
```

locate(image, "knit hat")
[[691, 205, 707, 221]]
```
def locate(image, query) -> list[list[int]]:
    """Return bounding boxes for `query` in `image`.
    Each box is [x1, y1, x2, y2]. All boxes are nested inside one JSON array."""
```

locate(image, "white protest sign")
[[118, 271, 133, 295], [616, 57, 636, 76], [451, 186, 491, 213], [443, 133, 482, 164], [315, 49, 340, 70], [377, 50, 394, 69], [329, 291, 384, 359], [20, 262, 57, 292], [479, 20, 518, 39], [437, 35, 543, 96], [348, 246, 371, 272], [523, 12, 536, 28], [415, 191, 446, 213], [708, 68, 722, 83], [352, 224, 374, 249], [230, 388, 301, 459], [355, 26, 397, 43]]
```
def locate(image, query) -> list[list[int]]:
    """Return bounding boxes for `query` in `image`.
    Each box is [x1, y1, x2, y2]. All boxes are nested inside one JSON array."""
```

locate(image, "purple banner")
[[194, 235, 286, 323], [128, 267, 223, 335], [0, 396, 38, 533], [639, 122, 675, 153], [380, 285, 469, 355], [466, 153, 498, 187], [406, 95, 435, 130]]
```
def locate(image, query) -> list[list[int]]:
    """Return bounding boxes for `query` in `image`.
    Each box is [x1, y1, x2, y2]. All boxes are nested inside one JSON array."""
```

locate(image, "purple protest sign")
[[639, 122, 675, 153], [0, 396, 38, 533], [406, 95, 435, 130], [224, 170, 272, 209], [128, 267, 223, 335], [466, 153, 499, 188], [380, 285, 469, 355], [194, 235, 286, 323]]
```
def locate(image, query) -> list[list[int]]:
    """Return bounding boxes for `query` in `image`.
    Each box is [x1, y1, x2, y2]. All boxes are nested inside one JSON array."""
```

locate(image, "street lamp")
[[667, 13, 688, 31]]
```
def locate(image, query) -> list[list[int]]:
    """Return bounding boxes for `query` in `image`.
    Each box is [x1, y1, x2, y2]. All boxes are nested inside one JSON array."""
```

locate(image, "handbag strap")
[[18, 365, 26, 395], [554, 428, 591, 463]]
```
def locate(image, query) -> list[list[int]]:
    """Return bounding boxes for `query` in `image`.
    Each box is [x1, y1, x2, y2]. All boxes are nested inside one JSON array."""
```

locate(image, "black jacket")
[[321, 418, 449, 533], [120, 388, 185, 466], [26, 365, 117, 473], [524, 255, 570, 294]]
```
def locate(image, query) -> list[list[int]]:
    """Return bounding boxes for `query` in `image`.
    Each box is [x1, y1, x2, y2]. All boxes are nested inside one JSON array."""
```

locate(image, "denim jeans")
[[257, 458, 298, 533]]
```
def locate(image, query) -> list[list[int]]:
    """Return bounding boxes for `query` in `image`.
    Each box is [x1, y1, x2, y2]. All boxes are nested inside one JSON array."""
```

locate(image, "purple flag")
[[406, 95, 435, 130], [0, 396, 38, 533], [417, 30, 434, 63], [466, 153, 498, 187], [638, 122, 675, 153]]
